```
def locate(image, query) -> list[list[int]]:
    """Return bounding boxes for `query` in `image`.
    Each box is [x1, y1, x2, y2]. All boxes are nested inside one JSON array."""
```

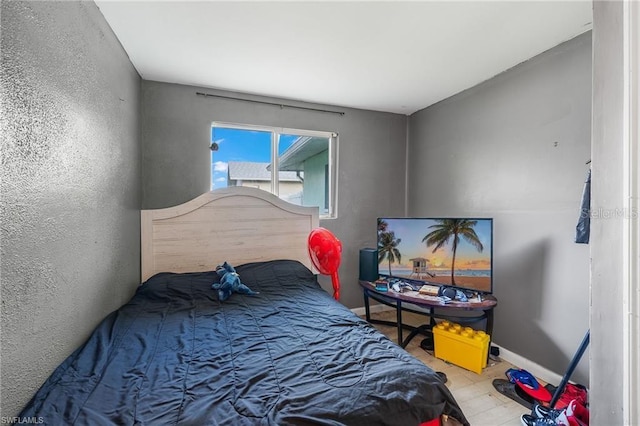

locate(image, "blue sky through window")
[[210, 127, 297, 189]]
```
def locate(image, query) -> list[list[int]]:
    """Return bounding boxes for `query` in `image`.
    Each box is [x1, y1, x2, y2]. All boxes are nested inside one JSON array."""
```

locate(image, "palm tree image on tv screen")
[[377, 218, 493, 293]]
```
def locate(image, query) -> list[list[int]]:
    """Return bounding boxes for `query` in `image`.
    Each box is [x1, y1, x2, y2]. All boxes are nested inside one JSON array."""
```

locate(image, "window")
[[211, 122, 337, 218]]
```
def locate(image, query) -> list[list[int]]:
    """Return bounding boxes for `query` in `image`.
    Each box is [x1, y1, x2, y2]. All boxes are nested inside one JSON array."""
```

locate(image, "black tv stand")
[[359, 280, 498, 349], [378, 276, 490, 301]]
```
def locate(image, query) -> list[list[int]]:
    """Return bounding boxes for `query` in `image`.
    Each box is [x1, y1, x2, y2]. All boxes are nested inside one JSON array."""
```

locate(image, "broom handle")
[[549, 329, 590, 408]]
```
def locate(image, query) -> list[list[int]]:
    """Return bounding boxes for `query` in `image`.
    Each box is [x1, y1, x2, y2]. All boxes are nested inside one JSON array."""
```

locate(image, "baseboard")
[[493, 344, 563, 387], [351, 304, 394, 317]]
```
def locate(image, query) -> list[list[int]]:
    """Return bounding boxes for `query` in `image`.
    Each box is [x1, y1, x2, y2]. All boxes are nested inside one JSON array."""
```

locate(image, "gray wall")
[[141, 81, 408, 308], [0, 1, 141, 416], [407, 33, 592, 384], [591, 1, 624, 423]]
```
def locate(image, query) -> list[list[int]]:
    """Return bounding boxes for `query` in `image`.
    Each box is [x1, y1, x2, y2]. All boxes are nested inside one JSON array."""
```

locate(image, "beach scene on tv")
[[377, 218, 493, 293]]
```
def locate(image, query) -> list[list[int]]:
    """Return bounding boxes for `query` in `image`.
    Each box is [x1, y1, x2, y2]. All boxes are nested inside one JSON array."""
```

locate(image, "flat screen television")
[[377, 217, 493, 294]]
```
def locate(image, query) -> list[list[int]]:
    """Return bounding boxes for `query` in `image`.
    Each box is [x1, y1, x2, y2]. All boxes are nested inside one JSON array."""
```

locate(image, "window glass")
[[278, 133, 331, 214], [211, 127, 271, 191], [211, 124, 336, 218]]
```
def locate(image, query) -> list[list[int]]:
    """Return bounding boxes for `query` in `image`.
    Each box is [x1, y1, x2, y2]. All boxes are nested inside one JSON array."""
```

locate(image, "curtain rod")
[[196, 92, 345, 116]]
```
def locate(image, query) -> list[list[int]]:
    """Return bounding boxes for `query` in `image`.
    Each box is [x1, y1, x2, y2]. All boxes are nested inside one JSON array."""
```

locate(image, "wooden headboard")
[[141, 187, 319, 282]]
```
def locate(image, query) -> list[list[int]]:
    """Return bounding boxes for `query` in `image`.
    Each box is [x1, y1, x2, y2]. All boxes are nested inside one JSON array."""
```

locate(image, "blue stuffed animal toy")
[[212, 262, 259, 302]]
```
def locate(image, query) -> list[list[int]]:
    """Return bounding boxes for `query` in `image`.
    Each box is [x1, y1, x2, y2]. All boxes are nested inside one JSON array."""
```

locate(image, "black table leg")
[[400, 307, 437, 349], [396, 300, 403, 346], [485, 307, 494, 362], [364, 289, 371, 322], [485, 307, 494, 338], [401, 325, 433, 348]]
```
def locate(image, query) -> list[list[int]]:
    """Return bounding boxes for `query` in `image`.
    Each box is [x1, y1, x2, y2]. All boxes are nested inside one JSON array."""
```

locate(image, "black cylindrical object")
[[359, 248, 379, 282]]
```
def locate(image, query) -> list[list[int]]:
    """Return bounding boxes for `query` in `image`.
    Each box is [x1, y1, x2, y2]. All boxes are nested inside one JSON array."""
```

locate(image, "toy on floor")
[[212, 262, 259, 302]]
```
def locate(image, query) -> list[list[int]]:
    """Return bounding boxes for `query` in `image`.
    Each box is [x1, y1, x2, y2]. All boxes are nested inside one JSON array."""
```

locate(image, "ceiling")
[[95, 1, 592, 115]]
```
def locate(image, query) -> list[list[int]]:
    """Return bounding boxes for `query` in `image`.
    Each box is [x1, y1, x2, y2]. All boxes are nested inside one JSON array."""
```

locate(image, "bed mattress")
[[20, 260, 468, 425]]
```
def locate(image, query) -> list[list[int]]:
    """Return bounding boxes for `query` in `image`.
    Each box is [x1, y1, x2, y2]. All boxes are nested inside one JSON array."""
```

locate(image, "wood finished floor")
[[367, 310, 528, 426]]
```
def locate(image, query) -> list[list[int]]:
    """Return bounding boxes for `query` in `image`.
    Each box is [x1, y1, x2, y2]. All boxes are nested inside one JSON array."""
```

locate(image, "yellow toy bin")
[[432, 321, 490, 374]]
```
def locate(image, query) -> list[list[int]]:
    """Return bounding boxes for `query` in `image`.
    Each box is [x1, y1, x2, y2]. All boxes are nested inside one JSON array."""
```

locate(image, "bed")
[[19, 187, 468, 425]]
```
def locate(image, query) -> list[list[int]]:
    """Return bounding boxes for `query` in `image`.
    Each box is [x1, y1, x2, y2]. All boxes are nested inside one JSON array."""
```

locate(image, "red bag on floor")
[[553, 383, 588, 409]]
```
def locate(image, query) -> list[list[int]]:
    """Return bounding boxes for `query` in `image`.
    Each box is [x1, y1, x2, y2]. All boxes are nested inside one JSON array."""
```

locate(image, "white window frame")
[[211, 121, 338, 219], [623, 1, 640, 423]]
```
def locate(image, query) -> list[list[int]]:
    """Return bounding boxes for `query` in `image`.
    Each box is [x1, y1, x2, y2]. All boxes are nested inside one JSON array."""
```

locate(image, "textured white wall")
[[1, 1, 141, 416]]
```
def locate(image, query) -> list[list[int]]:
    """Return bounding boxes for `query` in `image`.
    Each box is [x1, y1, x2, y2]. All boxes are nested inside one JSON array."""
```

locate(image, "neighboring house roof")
[[227, 161, 301, 182], [278, 136, 329, 171]]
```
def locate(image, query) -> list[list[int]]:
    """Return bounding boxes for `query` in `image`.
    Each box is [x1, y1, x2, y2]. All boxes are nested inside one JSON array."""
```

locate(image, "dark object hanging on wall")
[[575, 168, 591, 244]]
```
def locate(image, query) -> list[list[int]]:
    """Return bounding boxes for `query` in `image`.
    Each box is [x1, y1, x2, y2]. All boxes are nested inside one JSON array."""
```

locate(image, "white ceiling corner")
[[95, 1, 593, 115]]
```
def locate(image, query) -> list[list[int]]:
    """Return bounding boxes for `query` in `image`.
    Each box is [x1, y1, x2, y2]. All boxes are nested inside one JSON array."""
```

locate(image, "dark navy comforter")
[[20, 260, 468, 425]]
